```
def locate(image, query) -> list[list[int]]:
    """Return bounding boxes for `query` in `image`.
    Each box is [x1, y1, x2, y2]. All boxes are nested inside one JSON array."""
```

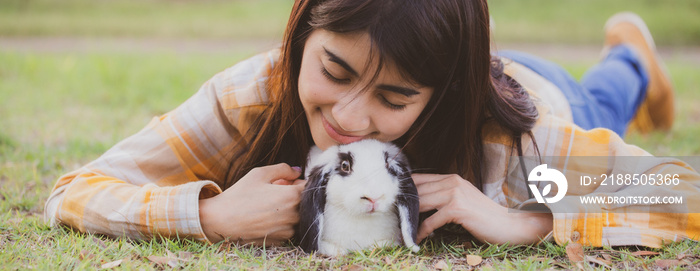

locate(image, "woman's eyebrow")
[[323, 47, 359, 77], [377, 84, 420, 97]]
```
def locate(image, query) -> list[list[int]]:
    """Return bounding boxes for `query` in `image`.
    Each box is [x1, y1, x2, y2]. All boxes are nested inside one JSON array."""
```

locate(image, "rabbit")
[[295, 139, 420, 256]]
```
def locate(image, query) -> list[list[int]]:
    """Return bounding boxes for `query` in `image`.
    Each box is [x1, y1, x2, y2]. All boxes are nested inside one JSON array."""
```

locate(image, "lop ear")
[[296, 165, 330, 253], [396, 171, 420, 252], [384, 146, 420, 252], [305, 145, 333, 179]]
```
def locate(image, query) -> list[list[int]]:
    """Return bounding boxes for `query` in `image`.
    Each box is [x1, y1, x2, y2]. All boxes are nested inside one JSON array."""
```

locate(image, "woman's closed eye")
[[321, 67, 351, 84], [378, 94, 407, 111], [321, 64, 411, 111]]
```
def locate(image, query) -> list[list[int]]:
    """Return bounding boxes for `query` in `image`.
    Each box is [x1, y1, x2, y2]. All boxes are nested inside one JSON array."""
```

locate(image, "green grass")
[[2, 0, 700, 269], [2, 51, 699, 270], [1, 0, 699, 45], [489, 0, 700, 46], [2, 218, 699, 269], [0, 0, 292, 39]]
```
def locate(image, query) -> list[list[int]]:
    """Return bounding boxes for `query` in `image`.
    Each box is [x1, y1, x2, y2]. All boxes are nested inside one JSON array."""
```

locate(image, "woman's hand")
[[199, 163, 306, 245], [413, 173, 552, 245]]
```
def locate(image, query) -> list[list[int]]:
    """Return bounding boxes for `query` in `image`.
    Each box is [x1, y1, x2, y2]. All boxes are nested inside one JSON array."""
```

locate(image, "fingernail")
[[292, 166, 302, 173]]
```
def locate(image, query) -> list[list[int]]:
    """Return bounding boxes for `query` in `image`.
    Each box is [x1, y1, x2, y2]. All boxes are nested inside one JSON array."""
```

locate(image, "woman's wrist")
[[199, 197, 224, 243], [508, 210, 553, 244], [467, 203, 552, 245]]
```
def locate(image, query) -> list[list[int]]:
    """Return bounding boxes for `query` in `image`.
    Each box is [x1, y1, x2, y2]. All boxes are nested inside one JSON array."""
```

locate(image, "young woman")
[[45, 0, 699, 248]]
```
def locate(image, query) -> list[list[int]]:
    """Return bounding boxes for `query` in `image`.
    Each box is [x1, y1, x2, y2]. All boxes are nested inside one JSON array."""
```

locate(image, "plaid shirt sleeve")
[[526, 114, 700, 247], [490, 62, 700, 248], [44, 49, 280, 242]]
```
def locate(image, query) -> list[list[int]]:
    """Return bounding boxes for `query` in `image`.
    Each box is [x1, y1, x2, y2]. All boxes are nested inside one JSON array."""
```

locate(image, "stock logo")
[[527, 164, 568, 204]]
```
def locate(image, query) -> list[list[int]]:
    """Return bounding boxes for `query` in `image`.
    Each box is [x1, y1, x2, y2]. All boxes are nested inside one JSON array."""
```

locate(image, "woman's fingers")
[[248, 163, 303, 184], [416, 209, 453, 243], [270, 163, 303, 181], [272, 178, 307, 186], [415, 174, 466, 212], [201, 164, 306, 244], [272, 179, 293, 185], [417, 187, 451, 213], [413, 173, 479, 241], [412, 173, 449, 185], [416, 177, 456, 196]]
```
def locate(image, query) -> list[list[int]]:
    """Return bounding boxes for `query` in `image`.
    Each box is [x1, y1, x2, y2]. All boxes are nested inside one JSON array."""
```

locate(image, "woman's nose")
[[332, 93, 371, 133]]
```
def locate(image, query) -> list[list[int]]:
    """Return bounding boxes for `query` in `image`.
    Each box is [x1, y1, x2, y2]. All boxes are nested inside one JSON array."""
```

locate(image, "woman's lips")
[[322, 115, 364, 145]]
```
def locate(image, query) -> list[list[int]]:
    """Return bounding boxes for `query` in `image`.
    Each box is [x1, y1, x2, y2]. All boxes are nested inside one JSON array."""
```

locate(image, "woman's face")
[[298, 29, 434, 150]]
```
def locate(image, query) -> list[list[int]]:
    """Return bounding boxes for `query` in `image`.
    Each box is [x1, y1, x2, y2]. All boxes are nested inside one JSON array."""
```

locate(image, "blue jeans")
[[499, 45, 649, 137]]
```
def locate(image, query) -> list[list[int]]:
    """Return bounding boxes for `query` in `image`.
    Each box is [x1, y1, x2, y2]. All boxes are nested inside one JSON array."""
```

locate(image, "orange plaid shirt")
[[45, 49, 700, 247]]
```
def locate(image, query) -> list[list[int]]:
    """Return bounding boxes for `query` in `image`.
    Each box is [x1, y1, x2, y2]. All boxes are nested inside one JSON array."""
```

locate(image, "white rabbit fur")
[[296, 139, 420, 256]]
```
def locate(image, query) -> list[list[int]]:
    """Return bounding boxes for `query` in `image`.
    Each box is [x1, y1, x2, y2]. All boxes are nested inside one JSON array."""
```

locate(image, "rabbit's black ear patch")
[[384, 151, 408, 177], [296, 164, 330, 252], [337, 152, 354, 176]]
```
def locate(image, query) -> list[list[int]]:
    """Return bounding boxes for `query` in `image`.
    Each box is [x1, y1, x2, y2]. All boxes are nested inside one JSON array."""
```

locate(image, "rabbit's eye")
[[340, 160, 351, 173], [337, 152, 353, 176]]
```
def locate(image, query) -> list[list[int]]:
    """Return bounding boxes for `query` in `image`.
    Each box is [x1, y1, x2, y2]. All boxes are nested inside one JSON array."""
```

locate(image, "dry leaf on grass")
[[91, 237, 108, 249], [434, 260, 448, 270], [146, 255, 170, 264], [100, 259, 123, 269], [631, 251, 659, 257], [565, 243, 584, 263], [585, 256, 611, 268], [79, 250, 95, 261], [166, 249, 177, 258], [147, 255, 179, 268], [178, 251, 194, 261], [656, 259, 685, 268], [118, 240, 135, 250], [552, 260, 569, 269], [342, 264, 364, 271], [677, 253, 692, 260], [466, 254, 482, 266]]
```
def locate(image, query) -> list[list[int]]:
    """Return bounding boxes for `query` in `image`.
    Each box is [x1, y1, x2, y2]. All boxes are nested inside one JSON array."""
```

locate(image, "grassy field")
[[1, 0, 700, 45], [1, 0, 699, 269]]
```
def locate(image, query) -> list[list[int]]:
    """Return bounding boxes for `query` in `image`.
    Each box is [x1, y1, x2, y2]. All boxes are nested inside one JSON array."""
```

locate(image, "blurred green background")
[[0, 0, 699, 268], [1, 0, 699, 44]]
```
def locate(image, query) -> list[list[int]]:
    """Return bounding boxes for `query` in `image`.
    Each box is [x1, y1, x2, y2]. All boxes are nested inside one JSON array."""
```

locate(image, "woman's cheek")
[[377, 106, 424, 142], [299, 72, 336, 106], [373, 115, 407, 141]]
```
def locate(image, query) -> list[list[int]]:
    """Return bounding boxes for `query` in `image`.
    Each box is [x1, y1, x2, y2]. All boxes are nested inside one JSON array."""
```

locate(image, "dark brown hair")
[[225, 0, 538, 190]]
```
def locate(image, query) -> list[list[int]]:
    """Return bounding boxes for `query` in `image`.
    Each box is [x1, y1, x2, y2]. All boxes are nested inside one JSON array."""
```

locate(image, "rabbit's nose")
[[361, 195, 384, 203], [361, 196, 379, 213]]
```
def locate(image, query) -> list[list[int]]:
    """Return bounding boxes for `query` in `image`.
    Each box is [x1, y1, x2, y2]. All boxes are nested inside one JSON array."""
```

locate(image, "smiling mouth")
[[321, 114, 364, 145]]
